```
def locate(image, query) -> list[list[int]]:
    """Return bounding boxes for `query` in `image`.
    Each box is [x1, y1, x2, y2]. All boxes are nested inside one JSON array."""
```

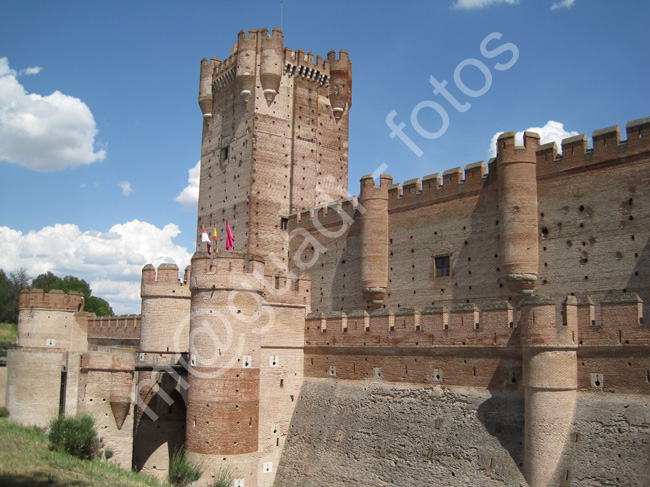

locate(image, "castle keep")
[[4, 29, 650, 487]]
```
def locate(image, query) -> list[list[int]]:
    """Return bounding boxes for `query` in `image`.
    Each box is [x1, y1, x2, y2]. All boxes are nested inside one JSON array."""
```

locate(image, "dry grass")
[[0, 418, 167, 487]]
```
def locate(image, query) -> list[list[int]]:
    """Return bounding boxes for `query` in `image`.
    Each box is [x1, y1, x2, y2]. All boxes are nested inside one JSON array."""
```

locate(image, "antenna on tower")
[[280, 0, 283, 31]]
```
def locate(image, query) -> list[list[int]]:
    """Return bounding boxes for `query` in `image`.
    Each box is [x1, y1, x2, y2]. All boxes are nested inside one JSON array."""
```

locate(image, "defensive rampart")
[[303, 294, 649, 394]]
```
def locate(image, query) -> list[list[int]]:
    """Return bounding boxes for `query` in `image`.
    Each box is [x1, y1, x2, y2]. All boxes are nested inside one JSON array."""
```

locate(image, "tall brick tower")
[[197, 28, 351, 272]]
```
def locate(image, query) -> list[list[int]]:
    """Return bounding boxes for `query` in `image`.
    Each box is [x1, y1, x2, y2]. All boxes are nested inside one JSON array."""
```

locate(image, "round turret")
[[496, 131, 540, 300], [235, 30, 257, 103], [185, 251, 266, 487], [359, 174, 391, 310], [260, 28, 284, 105], [140, 263, 191, 353], [327, 50, 352, 121], [520, 296, 578, 487], [17, 289, 87, 351], [199, 58, 218, 118]]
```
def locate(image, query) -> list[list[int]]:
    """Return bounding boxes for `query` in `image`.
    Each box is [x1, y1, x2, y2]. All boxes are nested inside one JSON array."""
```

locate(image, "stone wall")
[[276, 379, 650, 486], [275, 379, 526, 486]]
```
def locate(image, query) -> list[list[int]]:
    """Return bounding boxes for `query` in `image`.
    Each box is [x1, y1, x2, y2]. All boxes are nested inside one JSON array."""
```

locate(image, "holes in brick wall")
[[566, 240, 573, 247], [541, 227, 549, 237]]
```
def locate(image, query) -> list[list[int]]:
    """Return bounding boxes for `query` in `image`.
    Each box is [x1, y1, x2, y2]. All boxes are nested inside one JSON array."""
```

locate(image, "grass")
[[0, 418, 168, 487], [0, 322, 17, 345], [0, 322, 17, 358]]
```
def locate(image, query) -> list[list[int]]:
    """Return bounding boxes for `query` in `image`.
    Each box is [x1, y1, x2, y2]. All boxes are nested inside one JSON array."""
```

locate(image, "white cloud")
[[488, 120, 580, 158], [451, 0, 518, 9], [120, 181, 133, 196], [0, 57, 106, 172], [0, 220, 192, 314], [20, 66, 43, 76], [175, 160, 200, 211], [551, 0, 575, 9]]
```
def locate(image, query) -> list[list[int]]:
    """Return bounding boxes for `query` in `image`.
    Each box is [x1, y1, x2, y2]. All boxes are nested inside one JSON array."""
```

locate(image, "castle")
[[3, 28, 650, 487]]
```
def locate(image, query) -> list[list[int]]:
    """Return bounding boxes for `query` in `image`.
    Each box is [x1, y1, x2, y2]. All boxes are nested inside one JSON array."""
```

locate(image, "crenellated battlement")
[[305, 293, 649, 349], [497, 130, 540, 164], [536, 116, 650, 175], [141, 263, 191, 299], [19, 289, 85, 312], [262, 273, 312, 308], [287, 197, 358, 232], [387, 160, 493, 208], [87, 314, 141, 340], [190, 250, 265, 277]]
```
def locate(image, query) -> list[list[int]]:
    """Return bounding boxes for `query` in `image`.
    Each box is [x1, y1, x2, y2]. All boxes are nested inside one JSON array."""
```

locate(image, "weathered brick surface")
[[5, 349, 63, 427], [76, 350, 136, 469]]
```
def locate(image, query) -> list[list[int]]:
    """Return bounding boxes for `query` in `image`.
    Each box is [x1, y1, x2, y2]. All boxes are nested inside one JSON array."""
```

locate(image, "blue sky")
[[1, 0, 648, 313]]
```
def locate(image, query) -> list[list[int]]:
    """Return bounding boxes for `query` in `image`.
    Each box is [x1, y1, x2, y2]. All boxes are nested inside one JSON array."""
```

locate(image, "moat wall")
[[275, 379, 650, 487]]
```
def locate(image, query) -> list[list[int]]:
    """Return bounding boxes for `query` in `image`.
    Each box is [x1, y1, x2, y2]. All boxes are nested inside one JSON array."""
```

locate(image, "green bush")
[[0, 407, 9, 418], [104, 446, 114, 460], [48, 414, 99, 460], [169, 446, 204, 487]]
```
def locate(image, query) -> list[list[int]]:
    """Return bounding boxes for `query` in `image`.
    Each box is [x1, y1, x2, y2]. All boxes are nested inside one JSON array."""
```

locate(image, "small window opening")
[[435, 256, 450, 277], [220, 146, 229, 162]]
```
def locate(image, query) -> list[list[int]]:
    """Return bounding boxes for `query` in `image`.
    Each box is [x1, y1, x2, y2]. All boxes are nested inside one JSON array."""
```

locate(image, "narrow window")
[[280, 217, 288, 230], [434, 256, 450, 277], [220, 146, 229, 163]]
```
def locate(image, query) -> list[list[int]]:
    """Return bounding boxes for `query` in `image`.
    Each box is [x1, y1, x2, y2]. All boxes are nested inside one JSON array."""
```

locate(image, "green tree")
[[84, 295, 113, 316], [30, 272, 114, 317], [0, 270, 18, 324], [0, 267, 30, 324], [30, 271, 61, 292]]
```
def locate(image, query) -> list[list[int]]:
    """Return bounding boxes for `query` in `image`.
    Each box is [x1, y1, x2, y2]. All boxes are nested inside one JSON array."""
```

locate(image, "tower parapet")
[[19, 288, 84, 311], [17, 289, 88, 351], [140, 263, 191, 353]]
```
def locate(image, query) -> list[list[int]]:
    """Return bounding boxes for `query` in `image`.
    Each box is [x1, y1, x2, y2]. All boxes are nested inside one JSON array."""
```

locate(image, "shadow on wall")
[[477, 323, 525, 474], [133, 378, 186, 474]]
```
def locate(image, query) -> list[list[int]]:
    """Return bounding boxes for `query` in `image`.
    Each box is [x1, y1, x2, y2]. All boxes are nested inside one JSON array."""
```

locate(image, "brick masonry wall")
[[5, 349, 64, 427], [199, 32, 349, 276], [76, 351, 136, 469], [18, 308, 88, 351], [302, 296, 649, 394], [289, 120, 650, 320]]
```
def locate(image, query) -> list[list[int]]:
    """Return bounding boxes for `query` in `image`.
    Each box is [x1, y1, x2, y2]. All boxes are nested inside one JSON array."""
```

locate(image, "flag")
[[201, 225, 211, 255], [212, 222, 218, 254], [226, 220, 234, 250]]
